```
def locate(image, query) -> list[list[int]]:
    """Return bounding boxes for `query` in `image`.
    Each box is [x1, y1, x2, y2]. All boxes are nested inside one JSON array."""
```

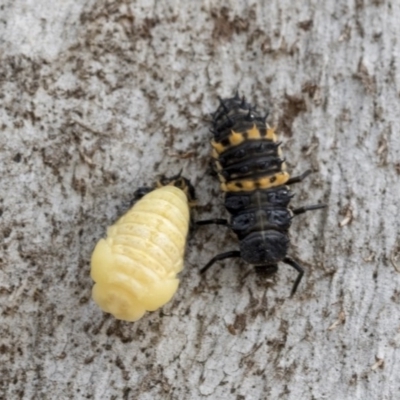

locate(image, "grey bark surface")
[[1, 1, 400, 399]]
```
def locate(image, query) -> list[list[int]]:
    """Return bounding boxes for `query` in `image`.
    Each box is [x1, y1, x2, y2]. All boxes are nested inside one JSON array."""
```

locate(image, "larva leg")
[[292, 204, 326, 215], [196, 219, 229, 227], [200, 251, 241, 274], [286, 169, 312, 185], [283, 257, 304, 297]]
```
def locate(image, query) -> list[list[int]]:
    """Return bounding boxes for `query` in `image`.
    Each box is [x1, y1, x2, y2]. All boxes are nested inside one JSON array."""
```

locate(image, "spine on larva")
[[90, 185, 190, 322]]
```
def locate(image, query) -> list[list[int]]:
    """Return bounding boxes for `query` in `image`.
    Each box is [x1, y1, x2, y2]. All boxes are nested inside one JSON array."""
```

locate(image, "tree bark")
[[1, 1, 399, 399]]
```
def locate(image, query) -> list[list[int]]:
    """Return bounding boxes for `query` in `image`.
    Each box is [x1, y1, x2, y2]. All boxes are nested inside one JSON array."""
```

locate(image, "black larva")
[[198, 94, 326, 295]]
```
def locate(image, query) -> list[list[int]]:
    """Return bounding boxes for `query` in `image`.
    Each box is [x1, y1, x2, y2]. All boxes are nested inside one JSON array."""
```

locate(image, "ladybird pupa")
[[91, 177, 194, 321]]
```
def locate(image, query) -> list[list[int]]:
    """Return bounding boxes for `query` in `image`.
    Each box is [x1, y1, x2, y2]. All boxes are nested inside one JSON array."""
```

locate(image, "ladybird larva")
[[91, 176, 194, 321], [198, 94, 326, 295]]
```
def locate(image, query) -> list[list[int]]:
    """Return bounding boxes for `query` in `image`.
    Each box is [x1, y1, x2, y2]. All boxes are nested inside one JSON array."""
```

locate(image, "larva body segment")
[[91, 184, 191, 322]]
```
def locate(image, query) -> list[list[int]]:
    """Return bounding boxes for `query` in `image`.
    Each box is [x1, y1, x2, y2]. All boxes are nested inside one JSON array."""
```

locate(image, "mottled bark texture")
[[1, 1, 400, 399]]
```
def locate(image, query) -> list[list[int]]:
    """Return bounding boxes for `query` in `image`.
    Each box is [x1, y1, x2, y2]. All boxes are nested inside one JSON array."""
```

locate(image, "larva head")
[[255, 264, 278, 276], [239, 231, 289, 265], [211, 94, 269, 141]]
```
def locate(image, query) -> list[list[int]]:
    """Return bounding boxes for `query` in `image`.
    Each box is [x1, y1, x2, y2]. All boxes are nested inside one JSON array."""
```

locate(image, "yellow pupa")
[[90, 177, 193, 322]]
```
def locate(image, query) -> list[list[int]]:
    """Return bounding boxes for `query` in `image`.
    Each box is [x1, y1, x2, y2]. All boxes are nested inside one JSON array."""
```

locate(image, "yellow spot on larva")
[[215, 161, 223, 172], [247, 124, 262, 139], [211, 149, 219, 159], [222, 181, 249, 192], [90, 185, 190, 322], [258, 177, 270, 187], [221, 172, 290, 192], [211, 139, 226, 154], [218, 173, 226, 183], [266, 128, 277, 141], [229, 130, 245, 146], [261, 171, 290, 188], [242, 180, 255, 190]]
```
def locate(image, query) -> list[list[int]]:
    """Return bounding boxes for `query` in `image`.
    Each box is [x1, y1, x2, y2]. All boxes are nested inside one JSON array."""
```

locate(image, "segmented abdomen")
[[211, 96, 290, 192], [90, 186, 190, 322], [210, 95, 294, 251]]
